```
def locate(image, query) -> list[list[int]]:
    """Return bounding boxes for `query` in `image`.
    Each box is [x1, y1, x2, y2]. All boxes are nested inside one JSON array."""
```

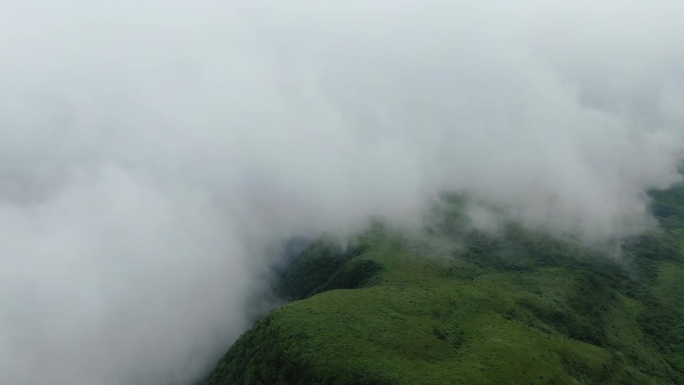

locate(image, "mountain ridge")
[[206, 184, 684, 385]]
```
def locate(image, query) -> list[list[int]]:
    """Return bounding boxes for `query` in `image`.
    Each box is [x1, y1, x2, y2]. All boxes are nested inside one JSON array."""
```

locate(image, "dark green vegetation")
[[208, 184, 684, 385]]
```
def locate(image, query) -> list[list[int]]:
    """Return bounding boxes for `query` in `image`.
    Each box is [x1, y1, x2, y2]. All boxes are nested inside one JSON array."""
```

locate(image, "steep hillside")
[[207, 185, 684, 385]]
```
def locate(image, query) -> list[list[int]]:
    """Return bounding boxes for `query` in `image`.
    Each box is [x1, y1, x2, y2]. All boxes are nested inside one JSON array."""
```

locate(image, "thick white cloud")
[[1, 1, 683, 384]]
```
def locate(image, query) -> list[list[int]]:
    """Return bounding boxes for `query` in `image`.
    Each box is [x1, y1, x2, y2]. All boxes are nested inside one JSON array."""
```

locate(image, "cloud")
[[1, 1, 683, 384]]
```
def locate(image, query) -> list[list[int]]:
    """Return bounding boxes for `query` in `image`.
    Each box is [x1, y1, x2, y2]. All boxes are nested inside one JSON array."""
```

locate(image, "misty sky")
[[1, 1, 683, 384]]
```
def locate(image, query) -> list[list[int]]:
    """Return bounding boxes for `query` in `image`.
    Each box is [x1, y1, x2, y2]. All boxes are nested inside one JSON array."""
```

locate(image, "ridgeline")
[[207, 184, 684, 385]]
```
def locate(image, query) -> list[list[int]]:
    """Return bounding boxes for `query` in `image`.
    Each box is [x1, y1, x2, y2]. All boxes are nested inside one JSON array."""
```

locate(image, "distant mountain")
[[206, 184, 684, 385]]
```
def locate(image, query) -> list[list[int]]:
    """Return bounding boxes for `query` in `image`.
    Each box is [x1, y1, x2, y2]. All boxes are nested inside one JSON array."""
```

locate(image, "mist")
[[1, 1, 683, 384]]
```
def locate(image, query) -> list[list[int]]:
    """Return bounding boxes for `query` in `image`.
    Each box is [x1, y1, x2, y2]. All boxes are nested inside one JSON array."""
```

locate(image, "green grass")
[[207, 184, 684, 385]]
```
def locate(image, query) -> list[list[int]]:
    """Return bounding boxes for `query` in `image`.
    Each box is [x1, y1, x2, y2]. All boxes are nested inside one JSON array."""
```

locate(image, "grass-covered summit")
[[207, 185, 684, 385]]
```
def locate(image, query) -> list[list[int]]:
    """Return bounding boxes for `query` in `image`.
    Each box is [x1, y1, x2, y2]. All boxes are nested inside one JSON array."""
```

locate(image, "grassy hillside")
[[207, 185, 684, 385]]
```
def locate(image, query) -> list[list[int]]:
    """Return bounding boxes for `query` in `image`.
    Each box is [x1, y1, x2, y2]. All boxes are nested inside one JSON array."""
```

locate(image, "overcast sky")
[[1, 1, 683, 384]]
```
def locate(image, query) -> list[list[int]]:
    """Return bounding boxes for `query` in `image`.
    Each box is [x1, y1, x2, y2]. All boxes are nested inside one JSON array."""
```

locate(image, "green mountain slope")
[[207, 185, 684, 385]]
